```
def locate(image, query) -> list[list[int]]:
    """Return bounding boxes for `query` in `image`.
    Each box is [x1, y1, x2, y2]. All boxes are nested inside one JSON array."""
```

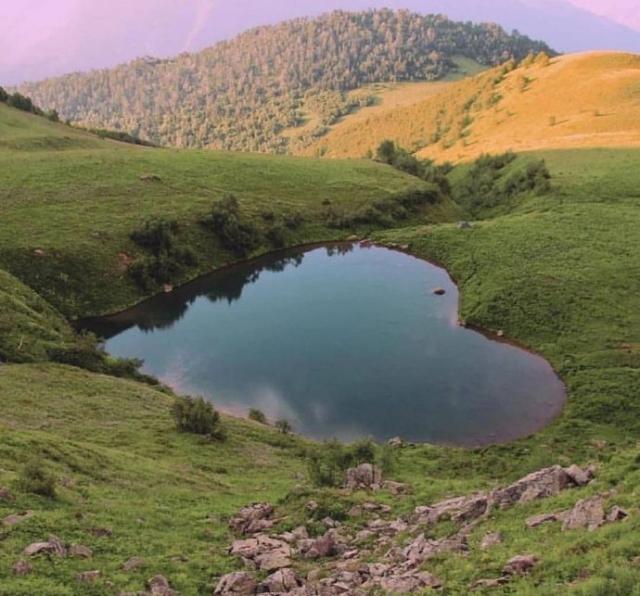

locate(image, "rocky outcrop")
[[562, 495, 606, 531], [147, 575, 178, 596], [229, 503, 275, 535], [230, 534, 292, 571], [345, 464, 382, 490], [526, 512, 565, 528], [23, 535, 67, 558], [214, 571, 257, 595], [503, 554, 539, 575], [259, 568, 304, 593], [491, 465, 573, 508]]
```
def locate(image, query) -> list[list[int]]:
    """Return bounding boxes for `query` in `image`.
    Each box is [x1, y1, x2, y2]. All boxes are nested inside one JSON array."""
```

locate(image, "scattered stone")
[[214, 571, 257, 595], [378, 571, 442, 592], [526, 513, 564, 528], [346, 235, 360, 242], [69, 544, 93, 559], [229, 503, 274, 535], [305, 500, 319, 512], [400, 533, 468, 566], [122, 556, 146, 571], [3, 510, 34, 527], [399, 244, 410, 251], [470, 577, 508, 590], [24, 535, 67, 558], [433, 287, 446, 296], [77, 570, 100, 583], [162, 284, 173, 293], [345, 463, 383, 491], [303, 533, 337, 559], [607, 506, 629, 522], [491, 465, 573, 508], [148, 575, 178, 595], [480, 532, 503, 550], [383, 480, 409, 495], [259, 568, 303, 593], [497, 330, 505, 338], [562, 495, 606, 531], [322, 516, 339, 528], [34, 249, 46, 257], [12, 560, 32, 576], [348, 505, 362, 518], [503, 554, 538, 576], [140, 174, 161, 182], [0, 487, 15, 501], [387, 436, 404, 448], [414, 493, 489, 525], [564, 464, 595, 487], [457, 221, 473, 230], [362, 502, 391, 514]]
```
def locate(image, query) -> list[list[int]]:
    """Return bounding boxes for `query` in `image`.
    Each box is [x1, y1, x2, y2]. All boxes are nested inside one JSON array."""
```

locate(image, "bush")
[[7, 92, 36, 113], [18, 459, 56, 498], [0, 87, 8, 103], [130, 218, 178, 255], [248, 408, 268, 424], [306, 438, 380, 487], [203, 194, 261, 257], [172, 395, 223, 439], [275, 419, 293, 434], [266, 223, 287, 248]]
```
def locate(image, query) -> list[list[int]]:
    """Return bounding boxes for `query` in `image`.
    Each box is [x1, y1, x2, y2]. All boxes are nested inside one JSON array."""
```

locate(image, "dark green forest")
[[17, 10, 552, 153]]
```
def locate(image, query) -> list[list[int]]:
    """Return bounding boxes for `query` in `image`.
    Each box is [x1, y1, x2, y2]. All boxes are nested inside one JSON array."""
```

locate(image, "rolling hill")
[[304, 51, 640, 162], [14, 10, 552, 154]]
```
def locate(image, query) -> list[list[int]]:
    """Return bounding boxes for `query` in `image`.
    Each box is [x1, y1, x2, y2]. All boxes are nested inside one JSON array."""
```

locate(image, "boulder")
[[122, 556, 146, 571], [503, 554, 538, 576], [491, 466, 572, 508], [255, 549, 292, 572], [378, 571, 442, 593], [526, 513, 564, 528], [414, 493, 489, 525], [345, 463, 382, 491], [88, 527, 113, 538], [24, 535, 67, 558], [3, 510, 34, 527], [77, 570, 100, 583], [148, 575, 178, 595], [457, 221, 473, 230], [259, 568, 303, 593], [607, 506, 629, 522], [400, 533, 468, 566], [470, 577, 508, 590], [12, 560, 32, 576], [69, 544, 93, 559], [480, 532, 503, 550], [303, 533, 337, 559], [564, 464, 595, 487], [229, 503, 274, 535], [562, 495, 606, 531], [383, 481, 409, 495], [387, 436, 404, 448], [214, 571, 257, 595]]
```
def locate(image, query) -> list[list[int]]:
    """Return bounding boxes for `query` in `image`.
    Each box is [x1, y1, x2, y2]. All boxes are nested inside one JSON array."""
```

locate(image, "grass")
[[0, 104, 455, 318], [1, 104, 640, 593], [305, 52, 640, 162]]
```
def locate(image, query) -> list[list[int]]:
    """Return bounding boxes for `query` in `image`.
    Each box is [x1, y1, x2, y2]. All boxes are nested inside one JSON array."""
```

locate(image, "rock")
[[433, 287, 446, 296], [24, 535, 67, 558], [3, 510, 34, 527], [457, 221, 473, 230], [162, 284, 173, 293], [229, 503, 274, 535], [383, 480, 409, 495], [470, 577, 508, 590], [491, 465, 572, 508], [88, 527, 113, 538], [503, 554, 538, 576], [122, 556, 146, 571], [387, 436, 404, 448], [526, 513, 564, 528], [304, 533, 337, 559], [400, 533, 468, 566], [322, 516, 339, 528], [347, 505, 362, 518], [355, 529, 374, 544], [345, 463, 383, 491], [214, 571, 257, 595], [562, 495, 606, 531], [12, 560, 32, 576], [496, 330, 505, 338], [399, 244, 410, 251], [607, 506, 629, 522], [362, 502, 391, 514], [415, 493, 489, 525], [480, 532, 503, 550], [77, 570, 100, 583], [255, 549, 292, 572], [378, 571, 442, 592], [140, 174, 161, 182], [259, 568, 303, 593], [34, 249, 46, 257], [305, 500, 319, 512], [564, 464, 595, 487], [0, 487, 15, 501], [148, 575, 178, 595], [69, 544, 93, 559], [346, 235, 360, 242]]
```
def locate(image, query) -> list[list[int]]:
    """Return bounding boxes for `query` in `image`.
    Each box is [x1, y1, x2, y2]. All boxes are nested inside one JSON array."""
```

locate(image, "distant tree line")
[[0, 86, 59, 122], [16, 9, 554, 153]]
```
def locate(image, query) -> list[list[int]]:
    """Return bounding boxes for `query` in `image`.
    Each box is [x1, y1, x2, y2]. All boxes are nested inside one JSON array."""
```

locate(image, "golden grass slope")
[[305, 52, 640, 162]]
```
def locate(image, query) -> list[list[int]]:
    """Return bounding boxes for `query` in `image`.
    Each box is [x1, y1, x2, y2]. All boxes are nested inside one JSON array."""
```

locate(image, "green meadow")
[[1, 104, 640, 594]]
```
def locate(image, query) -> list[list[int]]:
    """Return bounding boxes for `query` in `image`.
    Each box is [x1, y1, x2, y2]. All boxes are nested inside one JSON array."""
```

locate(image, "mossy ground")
[[1, 105, 639, 594]]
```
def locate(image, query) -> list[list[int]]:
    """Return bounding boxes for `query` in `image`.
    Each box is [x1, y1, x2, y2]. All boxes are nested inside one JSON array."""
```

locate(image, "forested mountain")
[[17, 10, 552, 153]]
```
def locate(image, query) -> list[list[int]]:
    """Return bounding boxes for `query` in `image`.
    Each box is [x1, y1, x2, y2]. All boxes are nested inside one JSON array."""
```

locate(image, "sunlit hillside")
[[305, 52, 640, 161]]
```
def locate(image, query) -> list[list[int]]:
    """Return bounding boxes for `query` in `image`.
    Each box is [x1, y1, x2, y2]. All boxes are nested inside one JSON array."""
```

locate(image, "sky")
[[1, 0, 639, 86]]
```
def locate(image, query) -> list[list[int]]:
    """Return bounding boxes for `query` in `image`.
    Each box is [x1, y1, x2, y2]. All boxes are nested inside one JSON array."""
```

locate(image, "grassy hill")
[[0, 103, 454, 319], [306, 52, 640, 161], [15, 10, 551, 154], [1, 104, 640, 592]]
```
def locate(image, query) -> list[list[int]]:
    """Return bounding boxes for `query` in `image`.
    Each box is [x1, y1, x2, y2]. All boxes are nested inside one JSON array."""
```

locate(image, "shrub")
[[172, 395, 223, 439], [248, 408, 268, 424], [130, 218, 178, 255], [0, 87, 8, 103], [7, 92, 36, 113], [275, 419, 293, 434], [284, 212, 304, 230], [203, 194, 261, 257], [266, 223, 287, 248], [18, 459, 56, 498], [306, 438, 380, 487]]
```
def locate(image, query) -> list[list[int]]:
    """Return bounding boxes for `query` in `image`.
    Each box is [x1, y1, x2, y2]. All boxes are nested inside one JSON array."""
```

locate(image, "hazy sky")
[[1, 0, 639, 86]]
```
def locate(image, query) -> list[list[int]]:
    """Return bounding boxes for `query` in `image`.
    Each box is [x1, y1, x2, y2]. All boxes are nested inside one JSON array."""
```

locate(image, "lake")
[[84, 243, 565, 446]]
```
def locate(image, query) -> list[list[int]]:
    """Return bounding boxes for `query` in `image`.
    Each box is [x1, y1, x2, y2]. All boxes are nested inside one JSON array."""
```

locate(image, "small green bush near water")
[[171, 396, 224, 439], [17, 459, 57, 499], [248, 408, 268, 424]]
